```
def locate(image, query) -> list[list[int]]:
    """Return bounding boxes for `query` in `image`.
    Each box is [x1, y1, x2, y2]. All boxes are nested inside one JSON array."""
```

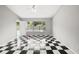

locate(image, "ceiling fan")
[[32, 5, 37, 12]]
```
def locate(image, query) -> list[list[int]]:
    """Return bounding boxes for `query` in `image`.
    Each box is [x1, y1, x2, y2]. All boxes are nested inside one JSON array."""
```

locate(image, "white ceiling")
[[6, 5, 61, 18]]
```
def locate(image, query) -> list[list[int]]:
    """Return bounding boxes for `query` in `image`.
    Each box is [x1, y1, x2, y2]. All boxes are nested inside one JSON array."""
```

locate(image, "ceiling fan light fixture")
[[32, 5, 36, 13]]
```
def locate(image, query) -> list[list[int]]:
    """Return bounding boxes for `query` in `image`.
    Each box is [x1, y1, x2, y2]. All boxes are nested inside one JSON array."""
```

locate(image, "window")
[[27, 21, 46, 32], [16, 22, 20, 30]]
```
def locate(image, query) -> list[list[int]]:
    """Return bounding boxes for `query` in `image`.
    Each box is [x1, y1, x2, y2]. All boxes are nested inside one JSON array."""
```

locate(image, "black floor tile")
[[46, 43, 49, 46], [51, 46, 57, 50], [6, 44, 11, 47], [55, 41, 61, 43], [53, 43, 59, 46], [6, 50, 15, 54], [48, 41, 52, 43], [53, 38, 56, 40], [20, 50, 27, 54], [51, 39, 55, 41], [0, 47, 3, 49], [5, 47, 13, 50], [58, 50, 67, 54], [0, 50, 2, 53], [20, 46, 24, 50], [61, 46, 69, 50], [46, 50, 53, 54], [33, 50, 40, 54]]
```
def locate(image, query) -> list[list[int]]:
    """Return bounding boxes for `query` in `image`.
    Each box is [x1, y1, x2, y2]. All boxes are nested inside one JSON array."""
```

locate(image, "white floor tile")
[[65, 50, 73, 54], [11, 44, 16, 46], [27, 50, 33, 54], [13, 50, 21, 54], [40, 50, 46, 54], [49, 43, 54, 46], [0, 47, 8, 50], [56, 46, 63, 50], [53, 50, 60, 54], [21, 44, 26, 46], [23, 46, 29, 50], [58, 43, 64, 46], [0, 51, 8, 54], [45, 46, 52, 50], [11, 47, 17, 50]]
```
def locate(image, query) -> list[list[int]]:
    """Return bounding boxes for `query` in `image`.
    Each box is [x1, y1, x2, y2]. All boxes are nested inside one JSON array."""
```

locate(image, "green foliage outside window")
[[16, 22, 20, 30], [27, 21, 46, 30]]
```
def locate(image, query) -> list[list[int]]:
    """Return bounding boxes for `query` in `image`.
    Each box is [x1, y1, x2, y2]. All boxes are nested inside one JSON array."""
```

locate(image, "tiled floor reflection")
[[0, 35, 73, 54]]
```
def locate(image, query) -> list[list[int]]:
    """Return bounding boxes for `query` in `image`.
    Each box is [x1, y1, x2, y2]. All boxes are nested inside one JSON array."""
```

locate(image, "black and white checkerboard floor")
[[0, 35, 73, 54]]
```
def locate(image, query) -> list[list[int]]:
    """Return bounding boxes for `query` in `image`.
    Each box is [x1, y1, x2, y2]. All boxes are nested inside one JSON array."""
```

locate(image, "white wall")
[[20, 21, 27, 35], [20, 18, 52, 35], [53, 5, 79, 53], [0, 6, 19, 46]]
